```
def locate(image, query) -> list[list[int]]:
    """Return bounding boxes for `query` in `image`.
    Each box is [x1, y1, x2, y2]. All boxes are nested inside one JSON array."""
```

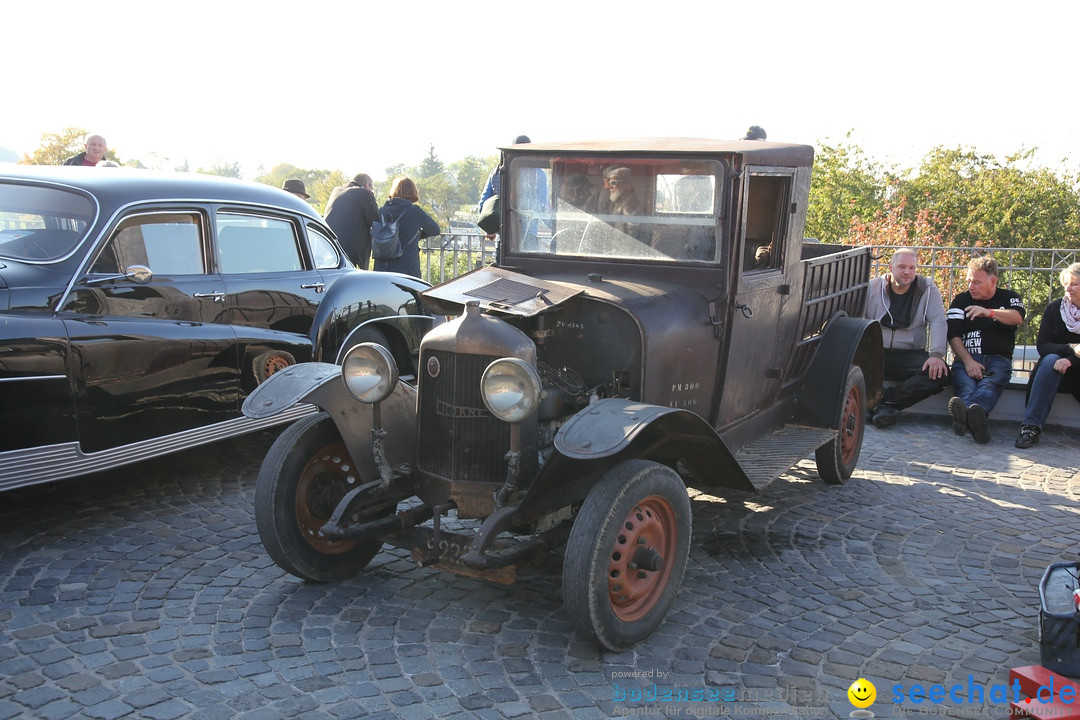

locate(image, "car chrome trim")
[[0, 403, 316, 492], [0, 375, 68, 383]]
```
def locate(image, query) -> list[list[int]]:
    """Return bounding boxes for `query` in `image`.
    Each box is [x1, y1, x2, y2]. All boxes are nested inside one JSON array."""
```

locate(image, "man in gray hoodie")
[[863, 248, 950, 427]]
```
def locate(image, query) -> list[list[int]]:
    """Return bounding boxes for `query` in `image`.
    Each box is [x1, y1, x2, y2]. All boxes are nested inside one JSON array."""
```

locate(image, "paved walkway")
[[1, 413, 1079, 720]]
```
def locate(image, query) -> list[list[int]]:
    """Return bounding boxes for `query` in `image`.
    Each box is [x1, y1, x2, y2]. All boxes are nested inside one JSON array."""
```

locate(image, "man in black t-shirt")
[[945, 256, 1026, 443]]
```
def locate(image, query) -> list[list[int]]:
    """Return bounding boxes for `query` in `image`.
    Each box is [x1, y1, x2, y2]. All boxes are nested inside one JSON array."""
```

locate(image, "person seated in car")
[[607, 168, 647, 240], [558, 173, 595, 212]]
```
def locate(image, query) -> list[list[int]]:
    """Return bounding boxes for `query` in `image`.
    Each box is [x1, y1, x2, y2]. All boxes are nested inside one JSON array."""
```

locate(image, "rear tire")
[[562, 460, 691, 651], [815, 365, 866, 485], [255, 413, 383, 581]]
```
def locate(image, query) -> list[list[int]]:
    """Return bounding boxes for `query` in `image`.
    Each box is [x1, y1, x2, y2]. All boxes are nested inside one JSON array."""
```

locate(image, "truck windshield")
[[506, 157, 723, 263]]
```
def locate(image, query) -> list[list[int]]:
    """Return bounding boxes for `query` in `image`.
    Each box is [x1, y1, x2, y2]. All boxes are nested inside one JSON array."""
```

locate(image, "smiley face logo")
[[848, 678, 876, 709]]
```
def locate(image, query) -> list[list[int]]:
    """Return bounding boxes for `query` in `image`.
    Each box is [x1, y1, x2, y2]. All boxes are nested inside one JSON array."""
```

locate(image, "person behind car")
[[63, 134, 108, 166], [324, 174, 380, 269], [1014, 262, 1080, 448], [863, 248, 950, 427], [282, 179, 310, 200], [946, 255, 1026, 444], [373, 177, 440, 279], [743, 125, 768, 140]]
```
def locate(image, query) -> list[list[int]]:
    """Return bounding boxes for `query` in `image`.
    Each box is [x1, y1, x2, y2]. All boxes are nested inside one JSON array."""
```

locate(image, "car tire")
[[254, 413, 385, 581], [335, 326, 391, 365], [815, 365, 866, 485], [252, 350, 296, 384], [562, 460, 691, 652]]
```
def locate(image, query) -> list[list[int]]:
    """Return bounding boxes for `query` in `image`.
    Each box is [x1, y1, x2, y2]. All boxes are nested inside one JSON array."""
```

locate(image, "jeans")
[[951, 353, 1012, 412], [1022, 354, 1068, 428]]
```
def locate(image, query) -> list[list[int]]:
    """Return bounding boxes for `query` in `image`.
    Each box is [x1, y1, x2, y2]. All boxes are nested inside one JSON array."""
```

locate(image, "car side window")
[[307, 225, 341, 270], [216, 214, 303, 274], [91, 212, 205, 275]]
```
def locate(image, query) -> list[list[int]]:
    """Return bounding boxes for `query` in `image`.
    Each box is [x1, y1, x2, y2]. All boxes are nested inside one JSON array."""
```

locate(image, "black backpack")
[[371, 208, 405, 260]]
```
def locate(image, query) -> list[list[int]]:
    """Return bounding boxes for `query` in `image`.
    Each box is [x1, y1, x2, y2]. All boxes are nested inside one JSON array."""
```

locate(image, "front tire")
[[562, 460, 691, 651], [255, 413, 383, 581], [815, 365, 866, 485]]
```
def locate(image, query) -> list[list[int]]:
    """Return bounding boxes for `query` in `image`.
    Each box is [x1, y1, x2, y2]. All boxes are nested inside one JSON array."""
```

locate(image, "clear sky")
[[5, 0, 1078, 180]]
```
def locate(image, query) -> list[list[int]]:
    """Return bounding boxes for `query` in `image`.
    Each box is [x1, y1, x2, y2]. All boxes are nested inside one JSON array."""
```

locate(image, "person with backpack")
[[372, 177, 441, 279]]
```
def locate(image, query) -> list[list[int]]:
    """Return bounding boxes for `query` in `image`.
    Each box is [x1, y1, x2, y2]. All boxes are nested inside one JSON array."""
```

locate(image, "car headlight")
[[342, 342, 398, 403], [481, 358, 541, 423]]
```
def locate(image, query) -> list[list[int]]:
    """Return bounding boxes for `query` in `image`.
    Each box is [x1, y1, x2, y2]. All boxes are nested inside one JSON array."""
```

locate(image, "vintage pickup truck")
[[243, 138, 883, 651]]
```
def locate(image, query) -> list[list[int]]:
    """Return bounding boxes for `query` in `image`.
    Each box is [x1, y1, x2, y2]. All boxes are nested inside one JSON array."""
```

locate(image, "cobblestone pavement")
[[1, 414, 1079, 720]]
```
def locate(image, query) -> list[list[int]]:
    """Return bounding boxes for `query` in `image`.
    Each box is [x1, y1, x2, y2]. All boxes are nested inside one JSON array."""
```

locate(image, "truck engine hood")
[[421, 265, 701, 318]]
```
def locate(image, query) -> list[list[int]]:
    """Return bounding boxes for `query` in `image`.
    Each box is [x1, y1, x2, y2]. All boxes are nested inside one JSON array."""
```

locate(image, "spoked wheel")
[[562, 460, 691, 651], [815, 365, 866, 485], [252, 350, 295, 384], [255, 413, 385, 581]]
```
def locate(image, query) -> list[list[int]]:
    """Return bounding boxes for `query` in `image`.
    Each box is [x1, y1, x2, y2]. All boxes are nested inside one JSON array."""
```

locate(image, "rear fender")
[[549, 398, 755, 494], [242, 362, 417, 474], [795, 316, 883, 428]]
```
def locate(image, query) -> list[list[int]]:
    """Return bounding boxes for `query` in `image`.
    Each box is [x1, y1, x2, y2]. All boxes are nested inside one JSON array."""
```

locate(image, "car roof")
[[498, 137, 815, 166], [0, 163, 323, 221]]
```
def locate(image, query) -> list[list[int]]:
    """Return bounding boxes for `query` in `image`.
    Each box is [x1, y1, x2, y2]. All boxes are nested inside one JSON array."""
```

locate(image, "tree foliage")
[[254, 164, 348, 210], [21, 127, 120, 166], [198, 160, 242, 179], [806, 135, 892, 244]]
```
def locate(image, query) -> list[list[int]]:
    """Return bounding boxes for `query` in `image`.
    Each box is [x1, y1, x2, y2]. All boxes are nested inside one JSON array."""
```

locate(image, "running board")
[[0, 404, 316, 492], [733, 425, 835, 491]]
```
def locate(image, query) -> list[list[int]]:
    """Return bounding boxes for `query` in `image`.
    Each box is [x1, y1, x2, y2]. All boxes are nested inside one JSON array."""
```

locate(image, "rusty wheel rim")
[[839, 383, 863, 466], [295, 442, 358, 555], [607, 495, 677, 622], [259, 353, 293, 380]]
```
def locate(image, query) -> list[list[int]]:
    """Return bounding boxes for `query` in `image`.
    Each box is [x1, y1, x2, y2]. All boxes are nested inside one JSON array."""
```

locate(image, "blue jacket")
[[372, 198, 440, 279]]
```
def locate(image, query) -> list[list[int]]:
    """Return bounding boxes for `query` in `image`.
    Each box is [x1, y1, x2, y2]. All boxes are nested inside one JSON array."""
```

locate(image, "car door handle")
[[301, 282, 326, 293], [194, 292, 226, 303]]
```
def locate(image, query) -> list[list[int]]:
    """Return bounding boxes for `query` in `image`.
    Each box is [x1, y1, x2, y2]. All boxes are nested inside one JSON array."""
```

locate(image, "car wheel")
[[255, 413, 385, 581], [815, 365, 866, 485], [562, 460, 691, 651], [252, 350, 295, 384]]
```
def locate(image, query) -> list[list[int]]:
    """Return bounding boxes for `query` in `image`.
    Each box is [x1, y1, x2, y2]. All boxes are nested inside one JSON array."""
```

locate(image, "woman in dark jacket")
[[373, 177, 441, 279], [1015, 262, 1080, 448]]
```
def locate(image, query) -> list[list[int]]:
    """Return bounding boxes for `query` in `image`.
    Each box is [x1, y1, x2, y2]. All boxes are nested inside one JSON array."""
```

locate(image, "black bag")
[[370, 208, 404, 260], [477, 194, 500, 234]]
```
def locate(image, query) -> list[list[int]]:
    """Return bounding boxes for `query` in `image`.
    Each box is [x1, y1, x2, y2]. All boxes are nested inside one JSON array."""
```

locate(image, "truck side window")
[[743, 175, 790, 272]]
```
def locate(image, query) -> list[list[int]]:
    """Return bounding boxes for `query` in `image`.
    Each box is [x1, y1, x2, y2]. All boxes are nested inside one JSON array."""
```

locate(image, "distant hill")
[[0, 146, 18, 162]]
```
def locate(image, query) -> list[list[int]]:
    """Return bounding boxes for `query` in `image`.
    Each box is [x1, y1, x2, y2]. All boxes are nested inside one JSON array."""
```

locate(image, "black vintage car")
[[0, 164, 435, 491]]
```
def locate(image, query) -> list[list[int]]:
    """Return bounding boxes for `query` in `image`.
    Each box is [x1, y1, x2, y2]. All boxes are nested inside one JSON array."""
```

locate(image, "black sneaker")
[[947, 396, 967, 436], [1015, 424, 1041, 449], [872, 405, 900, 428], [967, 403, 991, 444]]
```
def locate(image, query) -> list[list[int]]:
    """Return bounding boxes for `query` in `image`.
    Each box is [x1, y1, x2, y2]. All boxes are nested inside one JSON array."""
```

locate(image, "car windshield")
[[505, 156, 723, 263], [0, 182, 95, 261]]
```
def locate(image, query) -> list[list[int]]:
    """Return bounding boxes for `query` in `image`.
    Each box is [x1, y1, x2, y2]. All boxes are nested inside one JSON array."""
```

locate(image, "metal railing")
[[419, 229, 496, 285]]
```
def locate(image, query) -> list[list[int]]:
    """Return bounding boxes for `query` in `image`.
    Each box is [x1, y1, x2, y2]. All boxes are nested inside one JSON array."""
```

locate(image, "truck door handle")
[[194, 291, 225, 303], [736, 303, 754, 318], [301, 282, 326, 293]]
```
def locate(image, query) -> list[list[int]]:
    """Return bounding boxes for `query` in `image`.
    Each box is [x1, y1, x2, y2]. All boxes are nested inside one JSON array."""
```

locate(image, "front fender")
[[242, 362, 417, 475], [553, 398, 754, 492], [795, 315, 883, 428]]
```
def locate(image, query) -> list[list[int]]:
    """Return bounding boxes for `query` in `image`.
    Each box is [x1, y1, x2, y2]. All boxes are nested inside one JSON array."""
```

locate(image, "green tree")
[[417, 145, 444, 179], [21, 127, 120, 166], [254, 163, 347, 210], [451, 155, 494, 210], [806, 134, 892, 244], [198, 160, 242, 178]]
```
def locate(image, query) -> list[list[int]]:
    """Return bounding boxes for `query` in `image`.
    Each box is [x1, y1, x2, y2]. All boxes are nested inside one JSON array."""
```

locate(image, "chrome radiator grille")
[[417, 350, 509, 482]]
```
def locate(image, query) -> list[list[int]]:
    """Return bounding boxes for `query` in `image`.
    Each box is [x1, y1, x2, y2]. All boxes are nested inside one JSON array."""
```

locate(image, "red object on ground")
[[1009, 665, 1080, 719]]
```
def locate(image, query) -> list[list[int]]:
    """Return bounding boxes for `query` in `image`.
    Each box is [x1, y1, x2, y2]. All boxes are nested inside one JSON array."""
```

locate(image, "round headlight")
[[341, 342, 398, 404], [481, 358, 541, 423]]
